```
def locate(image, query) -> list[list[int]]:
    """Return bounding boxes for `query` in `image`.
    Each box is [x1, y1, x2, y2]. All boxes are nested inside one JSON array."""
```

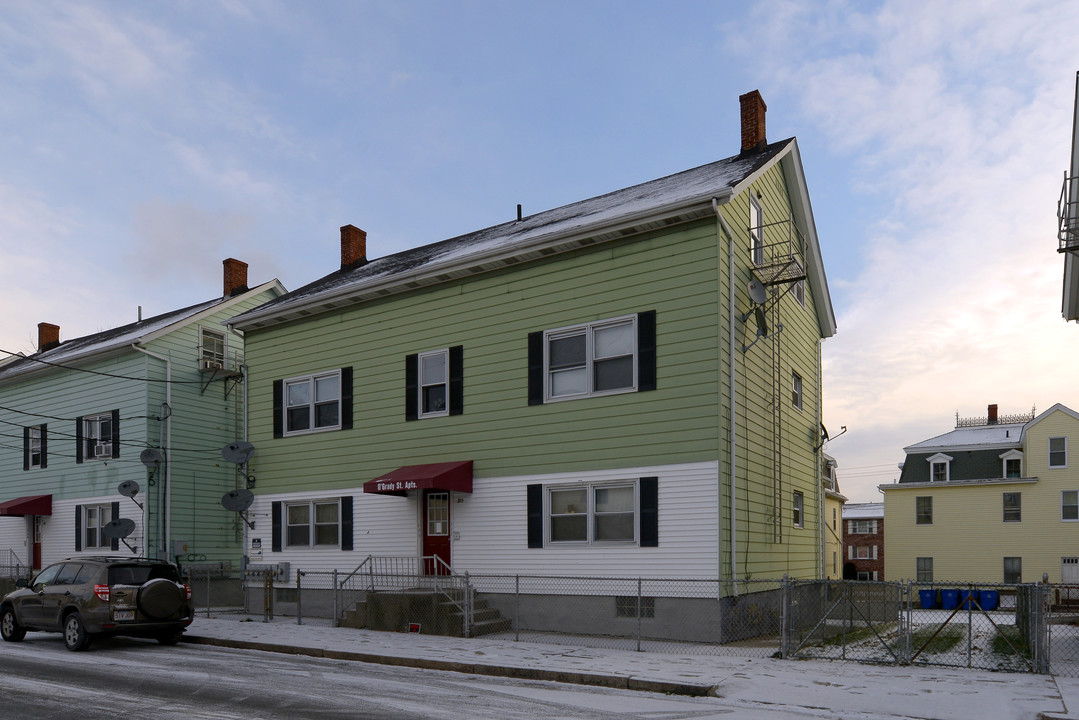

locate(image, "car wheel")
[[63, 612, 91, 651], [137, 578, 185, 620], [156, 629, 184, 646], [0, 606, 25, 642]]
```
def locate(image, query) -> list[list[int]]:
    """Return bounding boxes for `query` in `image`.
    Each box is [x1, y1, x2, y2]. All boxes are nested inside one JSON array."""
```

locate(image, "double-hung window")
[[927, 453, 952, 482], [1003, 492, 1021, 523], [83, 504, 111, 549], [750, 195, 764, 265], [286, 500, 340, 547], [528, 311, 656, 404], [1051, 437, 1068, 468], [1004, 557, 1022, 584], [792, 490, 804, 527], [1064, 490, 1079, 521], [405, 347, 463, 420], [849, 519, 877, 534], [78, 411, 118, 461], [549, 484, 636, 543], [199, 327, 226, 370], [916, 496, 933, 525], [281, 371, 342, 435], [23, 424, 46, 470], [916, 557, 933, 583], [791, 371, 803, 410]]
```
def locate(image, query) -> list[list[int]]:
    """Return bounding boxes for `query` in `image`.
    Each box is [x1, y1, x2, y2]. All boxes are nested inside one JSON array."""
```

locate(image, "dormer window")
[[1000, 449, 1023, 479], [927, 453, 953, 482]]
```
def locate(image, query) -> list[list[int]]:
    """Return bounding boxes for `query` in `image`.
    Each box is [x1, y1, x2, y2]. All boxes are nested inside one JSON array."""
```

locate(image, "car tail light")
[[94, 584, 110, 602], [184, 584, 191, 600]]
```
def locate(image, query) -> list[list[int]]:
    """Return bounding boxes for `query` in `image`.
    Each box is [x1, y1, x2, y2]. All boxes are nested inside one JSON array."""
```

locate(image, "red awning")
[[363, 461, 473, 496], [0, 494, 52, 516]]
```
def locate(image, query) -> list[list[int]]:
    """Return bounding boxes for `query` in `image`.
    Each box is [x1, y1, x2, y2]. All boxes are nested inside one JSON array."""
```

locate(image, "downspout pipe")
[[713, 197, 738, 594], [131, 343, 171, 562]]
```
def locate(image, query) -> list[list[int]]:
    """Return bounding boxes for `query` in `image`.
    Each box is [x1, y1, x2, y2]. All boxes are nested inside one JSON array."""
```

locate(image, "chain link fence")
[[182, 564, 1079, 676]]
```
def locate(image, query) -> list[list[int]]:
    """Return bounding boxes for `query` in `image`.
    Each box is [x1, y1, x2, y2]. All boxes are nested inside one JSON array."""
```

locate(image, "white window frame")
[[1000, 449, 1023, 479], [83, 413, 113, 461], [1063, 490, 1079, 521], [83, 504, 112, 549], [854, 545, 872, 560], [547, 482, 638, 545], [544, 315, 638, 402], [793, 279, 806, 307], [792, 371, 803, 410], [927, 453, 952, 482], [199, 326, 227, 368], [29, 426, 43, 468], [1051, 437, 1068, 468], [418, 348, 450, 419], [285, 499, 341, 548], [848, 519, 877, 534], [283, 370, 342, 436], [916, 557, 933, 583], [792, 490, 804, 528], [750, 195, 764, 266]]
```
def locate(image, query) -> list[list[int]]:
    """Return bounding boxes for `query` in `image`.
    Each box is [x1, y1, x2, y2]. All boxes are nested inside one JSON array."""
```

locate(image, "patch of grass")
[[819, 621, 897, 647], [911, 626, 964, 654], [991, 626, 1032, 659]]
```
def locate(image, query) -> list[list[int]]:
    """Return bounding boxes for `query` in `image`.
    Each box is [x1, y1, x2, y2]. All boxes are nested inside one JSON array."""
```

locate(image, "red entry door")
[[422, 491, 451, 575]]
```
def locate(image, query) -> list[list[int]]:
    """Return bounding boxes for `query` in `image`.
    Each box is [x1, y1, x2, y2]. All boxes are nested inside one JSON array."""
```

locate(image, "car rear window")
[[108, 564, 180, 585]]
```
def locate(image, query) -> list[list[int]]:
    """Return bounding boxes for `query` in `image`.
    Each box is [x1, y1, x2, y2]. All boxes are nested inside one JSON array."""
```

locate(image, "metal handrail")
[[1059, 173, 1079, 251]]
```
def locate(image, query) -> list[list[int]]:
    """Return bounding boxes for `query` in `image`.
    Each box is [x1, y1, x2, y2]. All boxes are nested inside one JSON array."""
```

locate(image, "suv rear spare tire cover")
[[137, 578, 185, 620]]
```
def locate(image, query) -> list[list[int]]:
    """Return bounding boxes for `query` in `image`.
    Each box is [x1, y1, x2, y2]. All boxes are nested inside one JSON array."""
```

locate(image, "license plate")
[[113, 610, 135, 621]]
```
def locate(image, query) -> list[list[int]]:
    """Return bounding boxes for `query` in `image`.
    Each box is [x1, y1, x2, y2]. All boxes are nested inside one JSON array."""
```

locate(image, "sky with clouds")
[[1, 0, 1077, 503]]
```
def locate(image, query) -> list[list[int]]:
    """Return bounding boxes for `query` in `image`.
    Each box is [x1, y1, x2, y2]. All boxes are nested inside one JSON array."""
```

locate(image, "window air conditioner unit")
[[94, 443, 111, 458], [199, 358, 225, 371]]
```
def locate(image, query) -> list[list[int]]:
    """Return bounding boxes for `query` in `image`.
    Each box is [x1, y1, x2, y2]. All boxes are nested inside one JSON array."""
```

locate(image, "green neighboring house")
[[0, 260, 284, 574], [229, 91, 837, 584]]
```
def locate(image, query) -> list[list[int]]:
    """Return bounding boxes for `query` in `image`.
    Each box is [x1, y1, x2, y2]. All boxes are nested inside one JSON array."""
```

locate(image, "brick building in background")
[[842, 502, 884, 580]]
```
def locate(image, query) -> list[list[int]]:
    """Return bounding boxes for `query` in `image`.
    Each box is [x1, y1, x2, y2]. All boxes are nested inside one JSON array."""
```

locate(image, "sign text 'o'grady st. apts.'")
[[378, 480, 418, 492]]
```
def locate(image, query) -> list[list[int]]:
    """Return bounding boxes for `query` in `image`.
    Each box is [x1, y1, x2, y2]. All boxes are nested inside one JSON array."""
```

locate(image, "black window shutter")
[[637, 310, 657, 392], [40, 425, 47, 469], [272, 380, 283, 438], [341, 496, 354, 551], [75, 417, 84, 464], [640, 476, 659, 547], [22, 427, 29, 471], [74, 506, 82, 552], [271, 501, 282, 552], [526, 484, 543, 549], [110, 501, 120, 551], [449, 346, 464, 416], [340, 367, 354, 430], [527, 331, 544, 405], [404, 354, 419, 421], [111, 409, 120, 458]]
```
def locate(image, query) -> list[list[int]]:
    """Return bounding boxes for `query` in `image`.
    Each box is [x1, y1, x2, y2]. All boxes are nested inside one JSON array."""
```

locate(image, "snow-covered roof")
[[231, 138, 837, 334], [903, 423, 1025, 453], [0, 280, 282, 383], [843, 502, 883, 519]]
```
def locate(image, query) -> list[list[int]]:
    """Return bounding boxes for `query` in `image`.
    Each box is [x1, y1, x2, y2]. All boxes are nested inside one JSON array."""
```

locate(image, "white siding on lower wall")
[[251, 461, 721, 580], [456, 461, 720, 578], [43, 496, 146, 567], [0, 516, 28, 567]]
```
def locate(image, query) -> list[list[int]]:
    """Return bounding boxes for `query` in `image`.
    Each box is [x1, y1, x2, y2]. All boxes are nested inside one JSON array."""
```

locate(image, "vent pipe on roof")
[[37, 323, 60, 352]]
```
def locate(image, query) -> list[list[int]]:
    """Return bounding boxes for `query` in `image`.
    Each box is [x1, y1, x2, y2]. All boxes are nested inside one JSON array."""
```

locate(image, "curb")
[[182, 635, 714, 697]]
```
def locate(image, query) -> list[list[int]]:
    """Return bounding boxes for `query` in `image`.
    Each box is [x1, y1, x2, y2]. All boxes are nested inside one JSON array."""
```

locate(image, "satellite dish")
[[221, 441, 255, 464], [102, 518, 136, 540], [221, 488, 255, 513], [118, 480, 140, 498], [747, 279, 768, 305], [140, 448, 164, 468]]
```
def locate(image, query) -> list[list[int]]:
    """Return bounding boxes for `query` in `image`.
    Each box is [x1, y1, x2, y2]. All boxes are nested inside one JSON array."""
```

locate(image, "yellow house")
[[822, 453, 846, 579], [883, 403, 1079, 585]]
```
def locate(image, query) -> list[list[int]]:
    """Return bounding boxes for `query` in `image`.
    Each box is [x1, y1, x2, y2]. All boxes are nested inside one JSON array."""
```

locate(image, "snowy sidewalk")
[[181, 617, 1079, 719]]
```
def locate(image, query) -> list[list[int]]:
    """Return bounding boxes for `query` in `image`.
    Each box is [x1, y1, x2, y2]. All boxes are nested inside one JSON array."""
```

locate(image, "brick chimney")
[[341, 224, 367, 270], [739, 90, 768, 153], [988, 404, 999, 425], [223, 258, 249, 297], [37, 323, 60, 352]]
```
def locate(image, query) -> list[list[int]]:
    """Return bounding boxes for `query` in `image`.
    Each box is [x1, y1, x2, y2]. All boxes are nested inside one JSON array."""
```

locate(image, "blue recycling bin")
[[941, 588, 960, 610], [919, 589, 936, 609], [979, 590, 999, 611], [960, 589, 975, 609]]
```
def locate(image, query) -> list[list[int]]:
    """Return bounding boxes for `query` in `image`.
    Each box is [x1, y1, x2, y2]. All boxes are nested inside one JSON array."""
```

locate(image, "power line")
[[0, 348, 210, 384]]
